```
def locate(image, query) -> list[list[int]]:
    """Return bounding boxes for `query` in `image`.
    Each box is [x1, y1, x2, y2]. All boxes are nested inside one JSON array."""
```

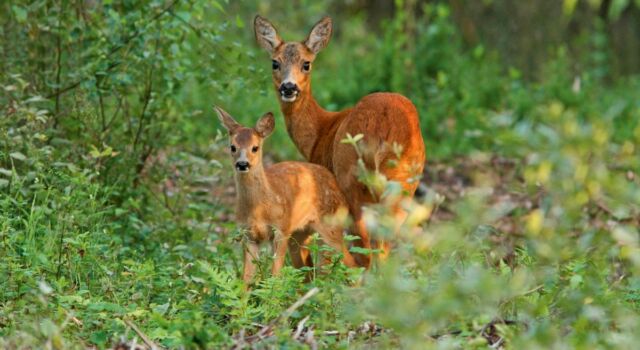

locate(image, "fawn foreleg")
[[271, 230, 289, 276], [243, 240, 260, 284]]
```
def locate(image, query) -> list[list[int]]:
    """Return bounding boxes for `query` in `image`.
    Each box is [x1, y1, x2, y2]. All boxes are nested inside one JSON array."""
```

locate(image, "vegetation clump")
[[1, 1, 639, 348]]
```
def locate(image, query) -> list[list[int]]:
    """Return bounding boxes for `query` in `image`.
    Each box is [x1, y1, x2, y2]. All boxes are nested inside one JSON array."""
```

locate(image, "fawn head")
[[254, 15, 332, 103], [214, 106, 275, 173]]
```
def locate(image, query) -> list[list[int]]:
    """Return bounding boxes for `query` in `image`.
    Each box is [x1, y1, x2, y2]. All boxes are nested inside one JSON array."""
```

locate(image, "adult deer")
[[254, 16, 426, 267], [215, 106, 357, 283]]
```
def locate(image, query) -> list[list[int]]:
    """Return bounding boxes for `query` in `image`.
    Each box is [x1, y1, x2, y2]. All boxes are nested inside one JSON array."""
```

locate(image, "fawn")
[[214, 106, 357, 283], [254, 16, 426, 267]]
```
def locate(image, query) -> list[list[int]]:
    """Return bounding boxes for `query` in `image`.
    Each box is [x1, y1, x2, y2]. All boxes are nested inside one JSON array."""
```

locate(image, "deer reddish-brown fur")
[[254, 16, 426, 267], [214, 106, 357, 284]]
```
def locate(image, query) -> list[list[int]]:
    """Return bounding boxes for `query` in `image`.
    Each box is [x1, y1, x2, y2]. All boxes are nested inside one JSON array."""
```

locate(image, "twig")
[[279, 287, 319, 321], [429, 329, 463, 339], [54, 0, 64, 124], [232, 288, 320, 348], [132, 63, 155, 151], [96, 75, 106, 133], [125, 319, 161, 350], [293, 315, 310, 339], [522, 284, 544, 296]]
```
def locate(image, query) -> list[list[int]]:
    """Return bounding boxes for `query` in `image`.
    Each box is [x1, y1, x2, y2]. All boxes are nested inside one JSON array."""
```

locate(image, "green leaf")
[[235, 14, 245, 28], [12, 6, 27, 23], [349, 247, 382, 254], [609, 0, 630, 20], [344, 235, 361, 242], [562, 0, 578, 16], [90, 331, 108, 346], [211, 1, 225, 13], [9, 152, 26, 161]]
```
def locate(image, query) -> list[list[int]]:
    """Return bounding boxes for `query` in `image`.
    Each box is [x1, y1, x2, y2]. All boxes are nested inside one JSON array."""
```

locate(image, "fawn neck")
[[278, 88, 340, 168], [234, 163, 270, 210]]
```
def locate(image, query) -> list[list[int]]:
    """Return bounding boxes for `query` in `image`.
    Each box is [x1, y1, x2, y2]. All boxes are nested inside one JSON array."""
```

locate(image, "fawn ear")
[[254, 15, 282, 54], [304, 16, 332, 54], [255, 112, 275, 138], [214, 106, 241, 134]]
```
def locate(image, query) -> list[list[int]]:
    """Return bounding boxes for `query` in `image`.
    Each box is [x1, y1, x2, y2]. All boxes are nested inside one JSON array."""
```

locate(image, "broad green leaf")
[[609, 0, 630, 19], [10, 152, 26, 161], [563, 0, 578, 16], [12, 6, 27, 23]]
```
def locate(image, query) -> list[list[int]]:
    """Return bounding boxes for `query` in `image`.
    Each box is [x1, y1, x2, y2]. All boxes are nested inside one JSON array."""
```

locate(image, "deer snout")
[[235, 161, 250, 172], [279, 82, 299, 100]]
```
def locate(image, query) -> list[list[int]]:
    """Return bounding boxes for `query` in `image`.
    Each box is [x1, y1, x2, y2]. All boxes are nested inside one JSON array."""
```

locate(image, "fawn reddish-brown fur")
[[254, 16, 426, 267], [214, 106, 357, 283]]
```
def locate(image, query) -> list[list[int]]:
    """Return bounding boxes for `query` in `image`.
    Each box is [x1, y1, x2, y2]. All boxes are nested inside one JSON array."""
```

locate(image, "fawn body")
[[254, 16, 426, 267], [215, 106, 357, 283]]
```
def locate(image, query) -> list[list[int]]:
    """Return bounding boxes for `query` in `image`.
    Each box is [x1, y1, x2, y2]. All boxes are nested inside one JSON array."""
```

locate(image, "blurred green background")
[[1, 0, 639, 348]]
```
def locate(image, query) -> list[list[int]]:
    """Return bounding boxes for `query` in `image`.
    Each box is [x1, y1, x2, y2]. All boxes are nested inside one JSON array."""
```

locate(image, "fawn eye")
[[302, 61, 311, 72], [272, 60, 280, 70], [230, 145, 236, 153], [252, 146, 259, 153]]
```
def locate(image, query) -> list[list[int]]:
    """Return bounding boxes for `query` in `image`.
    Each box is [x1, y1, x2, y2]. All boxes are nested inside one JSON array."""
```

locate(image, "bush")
[[1, 1, 639, 348]]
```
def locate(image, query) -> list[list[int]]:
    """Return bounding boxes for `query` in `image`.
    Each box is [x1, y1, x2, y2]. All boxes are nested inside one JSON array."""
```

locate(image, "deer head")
[[214, 106, 275, 173], [254, 15, 332, 103]]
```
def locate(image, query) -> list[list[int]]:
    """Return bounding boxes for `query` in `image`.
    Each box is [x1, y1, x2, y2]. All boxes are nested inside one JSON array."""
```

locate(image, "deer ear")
[[214, 106, 241, 133], [254, 15, 282, 54], [304, 16, 332, 54], [255, 112, 275, 138]]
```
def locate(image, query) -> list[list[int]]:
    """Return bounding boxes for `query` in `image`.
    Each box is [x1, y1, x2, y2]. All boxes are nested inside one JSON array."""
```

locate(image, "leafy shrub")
[[1, 1, 639, 349]]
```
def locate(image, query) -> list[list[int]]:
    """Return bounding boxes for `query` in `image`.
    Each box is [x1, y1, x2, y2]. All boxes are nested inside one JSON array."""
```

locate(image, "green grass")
[[1, 1, 640, 349]]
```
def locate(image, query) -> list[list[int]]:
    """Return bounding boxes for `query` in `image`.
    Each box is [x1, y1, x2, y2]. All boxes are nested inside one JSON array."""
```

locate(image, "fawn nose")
[[279, 82, 299, 97], [235, 161, 250, 172]]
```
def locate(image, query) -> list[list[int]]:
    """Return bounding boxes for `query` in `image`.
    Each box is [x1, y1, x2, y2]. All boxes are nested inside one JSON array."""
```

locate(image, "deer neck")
[[234, 164, 270, 210], [279, 88, 338, 166]]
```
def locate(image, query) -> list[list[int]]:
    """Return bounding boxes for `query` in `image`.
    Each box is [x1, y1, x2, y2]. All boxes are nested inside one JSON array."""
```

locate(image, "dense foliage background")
[[1, 0, 639, 348]]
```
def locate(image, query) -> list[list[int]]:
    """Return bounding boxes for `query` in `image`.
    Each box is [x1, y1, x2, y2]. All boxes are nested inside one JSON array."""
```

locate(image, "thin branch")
[[280, 287, 319, 321], [96, 75, 106, 133], [232, 288, 320, 348], [293, 316, 310, 339], [124, 319, 162, 350], [132, 66, 154, 151], [54, 0, 64, 126]]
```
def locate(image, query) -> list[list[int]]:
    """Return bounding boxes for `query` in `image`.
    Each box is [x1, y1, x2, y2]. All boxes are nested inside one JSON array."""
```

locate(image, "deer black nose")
[[235, 161, 250, 171], [279, 82, 299, 96]]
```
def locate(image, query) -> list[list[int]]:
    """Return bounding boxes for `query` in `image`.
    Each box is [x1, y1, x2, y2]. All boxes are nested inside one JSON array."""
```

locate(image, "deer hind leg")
[[351, 212, 372, 268], [288, 229, 313, 269], [288, 229, 315, 282], [334, 147, 379, 268]]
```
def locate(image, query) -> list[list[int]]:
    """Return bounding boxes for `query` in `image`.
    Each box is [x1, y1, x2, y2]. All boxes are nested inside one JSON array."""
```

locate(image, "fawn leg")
[[271, 230, 289, 276], [288, 229, 314, 281], [288, 229, 313, 268], [312, 223, 358, 268], [243, 241, 260, 284]]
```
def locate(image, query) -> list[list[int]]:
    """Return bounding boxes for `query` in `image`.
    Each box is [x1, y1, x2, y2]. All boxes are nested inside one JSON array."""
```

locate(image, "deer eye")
[[272, 60, 280, 70], [302, 61, 311, 72], [252, 146, 259, 153], [230, 145, 236, 153]]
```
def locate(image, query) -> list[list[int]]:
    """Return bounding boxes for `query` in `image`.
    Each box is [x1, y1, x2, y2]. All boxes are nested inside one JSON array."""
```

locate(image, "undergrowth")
[[1, 1, 639, 349]]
